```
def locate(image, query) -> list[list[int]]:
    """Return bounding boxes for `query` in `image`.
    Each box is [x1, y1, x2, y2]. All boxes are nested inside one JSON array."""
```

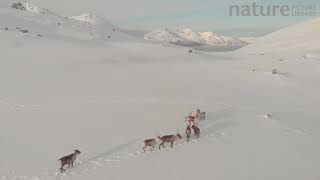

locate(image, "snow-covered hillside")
[[240, 17, 320, 56], [144, 28, 248, 51], [0, 1, 320, 180], [1, 1, 128, 41]]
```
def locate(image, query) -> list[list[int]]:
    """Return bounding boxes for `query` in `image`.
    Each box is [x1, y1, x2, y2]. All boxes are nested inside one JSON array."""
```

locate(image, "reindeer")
[[196, 108, 201, 115], [158, 133, 182, 149], [191, 108, 200, 120], [185, 116, 198, 127], [200, 112, 206, 120], [58, 150, 81, 172], [187, 109, 202, 126], [185, 126, 192, 142], [143, 138, 157, 152], [192, 126, 200, 137]]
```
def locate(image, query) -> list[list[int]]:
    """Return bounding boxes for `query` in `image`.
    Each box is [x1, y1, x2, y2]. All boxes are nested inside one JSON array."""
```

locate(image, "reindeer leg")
[[143, 146, 146, 152], [160, 142, 165, 149], [60, 168, 65, 173], [159, 142, 165, 149], [71, 162, 74, 167], [152, 145, 155, 151], [171, 141, 173, 148], [60, 165, 65, 173]]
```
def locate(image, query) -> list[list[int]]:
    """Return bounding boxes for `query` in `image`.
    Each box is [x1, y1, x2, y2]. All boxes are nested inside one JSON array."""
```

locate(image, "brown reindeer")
[[192, 126, 200, 137], [185, 126, 192, 142], [58, 150, 81, 172], [143, 138, 157, 152], [158, 133, 182, 149]]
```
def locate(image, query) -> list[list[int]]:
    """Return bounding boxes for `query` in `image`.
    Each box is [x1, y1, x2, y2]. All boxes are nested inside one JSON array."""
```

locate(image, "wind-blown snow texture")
[[1, 2, 320, 180]]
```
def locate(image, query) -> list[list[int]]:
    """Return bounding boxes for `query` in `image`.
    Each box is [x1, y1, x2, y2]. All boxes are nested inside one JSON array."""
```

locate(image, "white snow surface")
[[240, 17, 320, 55], [69, 13, 107, 25], [0, 2, 320, 180]]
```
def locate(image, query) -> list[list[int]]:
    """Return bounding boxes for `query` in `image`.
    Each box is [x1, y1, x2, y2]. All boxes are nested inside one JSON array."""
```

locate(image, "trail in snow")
[[0, 109, 311, 180], [0, 113, 227, 180], [53, 115, 228, 180]]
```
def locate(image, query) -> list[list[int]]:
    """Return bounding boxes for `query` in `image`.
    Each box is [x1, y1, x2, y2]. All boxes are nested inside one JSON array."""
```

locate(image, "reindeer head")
[[176, 133, 182, 139], [74, 150, 81, 155]]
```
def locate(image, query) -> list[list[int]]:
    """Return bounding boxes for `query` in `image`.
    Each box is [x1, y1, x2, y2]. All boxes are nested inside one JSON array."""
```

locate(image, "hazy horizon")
[[1, 0, 319, 36]]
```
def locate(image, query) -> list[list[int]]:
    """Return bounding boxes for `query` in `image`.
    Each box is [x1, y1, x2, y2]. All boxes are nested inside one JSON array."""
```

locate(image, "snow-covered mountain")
[[2, 1, 127, 41], [240, 17, 320, 56], [144, 28, 248, 50]]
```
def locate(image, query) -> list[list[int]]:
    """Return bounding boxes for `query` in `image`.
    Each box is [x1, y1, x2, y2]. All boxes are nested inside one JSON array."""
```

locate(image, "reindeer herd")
[[58, 109, 206, 173], [143, 109, 205, 152]]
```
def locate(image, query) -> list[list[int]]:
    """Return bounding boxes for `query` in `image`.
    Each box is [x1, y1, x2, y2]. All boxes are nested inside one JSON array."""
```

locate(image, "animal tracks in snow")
[[0, 117, 227, 180]]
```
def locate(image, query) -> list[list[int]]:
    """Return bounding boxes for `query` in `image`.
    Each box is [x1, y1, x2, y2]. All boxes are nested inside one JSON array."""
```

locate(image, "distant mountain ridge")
[[5, 1, 125, 41], [144, 28, 248, 50]]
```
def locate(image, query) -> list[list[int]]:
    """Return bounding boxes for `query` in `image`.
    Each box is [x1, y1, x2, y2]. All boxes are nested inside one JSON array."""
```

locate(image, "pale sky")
[[7, 0, 320, 33]]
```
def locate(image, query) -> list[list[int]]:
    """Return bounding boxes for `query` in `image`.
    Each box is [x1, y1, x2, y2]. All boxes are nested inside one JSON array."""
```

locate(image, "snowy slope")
[[1, 1, 128, 41], [144, 28, 248, 51], [0, 2, 320, 180], [239, 17, 320, 56]]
